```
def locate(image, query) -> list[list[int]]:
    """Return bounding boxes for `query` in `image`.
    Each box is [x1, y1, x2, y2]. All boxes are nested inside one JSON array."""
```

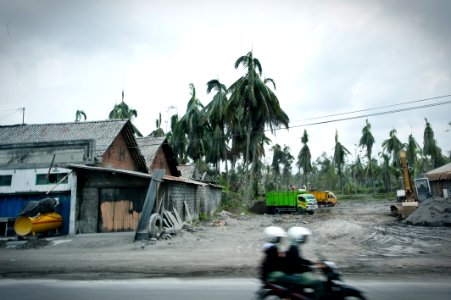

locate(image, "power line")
[[287, 99, 451, 129], [1, 95, 450, 151], [290, 94, 451, 123], [0, 107, 25, 123], [140, 96, 451, 147]]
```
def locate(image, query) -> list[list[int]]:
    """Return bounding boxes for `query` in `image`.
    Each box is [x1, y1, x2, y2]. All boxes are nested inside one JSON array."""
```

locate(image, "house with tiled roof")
[[0, 119, 146, 171], [0, 120, 147, 235], [136, 136, 180, 176], [0, 120, 222, 237]]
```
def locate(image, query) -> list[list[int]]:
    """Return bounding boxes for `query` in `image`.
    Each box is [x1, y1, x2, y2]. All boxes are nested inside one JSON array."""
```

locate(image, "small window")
[[0, 175, 12, 186], [36, 173, 69, 185]]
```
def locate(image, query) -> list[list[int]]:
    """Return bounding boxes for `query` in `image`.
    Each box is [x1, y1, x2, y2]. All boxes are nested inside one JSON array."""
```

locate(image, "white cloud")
[[0, 0, 450, 161]]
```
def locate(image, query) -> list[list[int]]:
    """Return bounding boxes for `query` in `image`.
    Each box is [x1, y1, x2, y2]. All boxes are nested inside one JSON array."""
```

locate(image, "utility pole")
[[20, 107, 25, 124]]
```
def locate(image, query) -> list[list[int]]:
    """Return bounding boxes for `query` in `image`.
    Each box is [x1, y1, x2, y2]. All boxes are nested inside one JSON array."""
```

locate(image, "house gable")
[[102, 132, 140, 171], [136, 136, 180, 176]]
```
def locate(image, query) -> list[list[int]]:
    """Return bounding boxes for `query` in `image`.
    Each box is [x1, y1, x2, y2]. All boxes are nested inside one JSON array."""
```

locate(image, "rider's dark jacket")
[[260, 243, 285, 280], [283, 244, 313, 275]]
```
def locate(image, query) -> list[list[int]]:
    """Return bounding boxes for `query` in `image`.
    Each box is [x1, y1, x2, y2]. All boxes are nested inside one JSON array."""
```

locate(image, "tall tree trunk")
[[224, 148, 229, 188], [246, 143, 258, 204], [243, 113, 252, 204]]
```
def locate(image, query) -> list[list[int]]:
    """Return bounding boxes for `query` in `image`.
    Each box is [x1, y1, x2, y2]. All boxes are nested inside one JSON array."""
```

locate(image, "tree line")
[[74, 51, 451, 202]]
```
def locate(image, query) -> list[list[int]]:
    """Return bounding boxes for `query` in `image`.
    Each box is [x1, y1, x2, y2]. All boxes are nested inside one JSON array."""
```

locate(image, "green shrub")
[[219, 191, 246, 213]]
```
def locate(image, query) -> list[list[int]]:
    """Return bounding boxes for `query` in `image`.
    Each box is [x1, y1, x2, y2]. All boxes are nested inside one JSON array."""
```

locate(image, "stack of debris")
[[404, 198, 451, 227], [19, 198, 59, 217]]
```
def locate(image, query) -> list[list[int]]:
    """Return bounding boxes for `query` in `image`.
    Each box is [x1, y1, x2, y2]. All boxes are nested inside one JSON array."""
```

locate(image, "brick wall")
[[150, 147, 172, 175], [101, 133, 138, 171]]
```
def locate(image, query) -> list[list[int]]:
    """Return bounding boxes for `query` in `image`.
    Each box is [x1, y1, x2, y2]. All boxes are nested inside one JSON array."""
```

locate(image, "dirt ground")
[[1, 199, 451, 280]]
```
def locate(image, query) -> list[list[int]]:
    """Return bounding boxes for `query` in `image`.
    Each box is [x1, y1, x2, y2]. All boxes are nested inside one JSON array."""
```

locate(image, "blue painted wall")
[[0, 192, 71, 235]]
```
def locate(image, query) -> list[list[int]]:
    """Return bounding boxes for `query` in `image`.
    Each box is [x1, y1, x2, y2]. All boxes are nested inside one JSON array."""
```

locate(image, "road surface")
[[1, 277, 450, 300]]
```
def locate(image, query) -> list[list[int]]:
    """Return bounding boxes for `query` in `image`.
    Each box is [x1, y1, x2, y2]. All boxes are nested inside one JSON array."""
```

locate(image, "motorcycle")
[[255, 260, 367, 300]]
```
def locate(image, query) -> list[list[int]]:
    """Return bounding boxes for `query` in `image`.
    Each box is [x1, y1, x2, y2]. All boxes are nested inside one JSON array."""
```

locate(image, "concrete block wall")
[[197, 185, 222, 217], [209, 187, 222, 213], [166, 183, 222, 221], [168, 183, 198, 221]]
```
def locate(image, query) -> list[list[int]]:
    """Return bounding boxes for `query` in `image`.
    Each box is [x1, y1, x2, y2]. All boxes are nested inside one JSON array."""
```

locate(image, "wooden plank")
[[163, 218, 171, 228], [163, 211, 175, 227], [134, 170, 164, 240], [165, 211, 181, 229], [184, 201, 192, 224], [156, 187, 165, 215], [172, 207, 183, 226]]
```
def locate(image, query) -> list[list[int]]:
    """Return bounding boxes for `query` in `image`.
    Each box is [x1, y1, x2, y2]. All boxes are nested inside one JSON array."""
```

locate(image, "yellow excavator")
[[390, 150, 419, 218]]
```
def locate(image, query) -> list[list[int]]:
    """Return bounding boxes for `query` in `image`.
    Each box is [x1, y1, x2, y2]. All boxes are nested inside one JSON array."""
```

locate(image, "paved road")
[[1, 278, 451, 300]]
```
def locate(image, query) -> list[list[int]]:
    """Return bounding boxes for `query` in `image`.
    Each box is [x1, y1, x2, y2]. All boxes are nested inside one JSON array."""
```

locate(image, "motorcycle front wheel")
[[342, 292, 367, 300], [255, 290, 284, 300]]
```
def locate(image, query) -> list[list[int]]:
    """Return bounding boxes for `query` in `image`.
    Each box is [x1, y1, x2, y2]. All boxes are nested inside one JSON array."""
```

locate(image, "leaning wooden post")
[[134, 169, 164, 241]]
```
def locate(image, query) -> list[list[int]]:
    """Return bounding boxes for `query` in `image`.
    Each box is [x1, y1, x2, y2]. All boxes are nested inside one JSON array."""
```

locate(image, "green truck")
[[265, 191, 318, 214]]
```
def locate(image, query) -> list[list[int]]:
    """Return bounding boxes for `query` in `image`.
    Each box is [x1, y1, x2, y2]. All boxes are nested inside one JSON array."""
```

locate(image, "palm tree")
[[359, 119, 375, 192], [204, 79, 230, 179], [75, 110, 87, 122], [421, 118, 448, 169], [281, 145, 294, 189], [379, 152, 393, 194], [333, 130, 350, 193], [168, 114, 188, 164], [227, 51, 289, 203], [178, 84, 206, 176], [109, 90, 138, 120], [297, 129, 312, 187], [382, 129, 404, 169], [406, 133, 420, 177], [149, 112, 165, 137], [271, 144, 283, 189], [109, 90, 142, 136], [352, 153, 365, 192]]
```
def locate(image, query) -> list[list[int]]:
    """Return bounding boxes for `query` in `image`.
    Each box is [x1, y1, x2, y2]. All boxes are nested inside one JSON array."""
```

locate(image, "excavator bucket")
[[390, 202, 418, 219]]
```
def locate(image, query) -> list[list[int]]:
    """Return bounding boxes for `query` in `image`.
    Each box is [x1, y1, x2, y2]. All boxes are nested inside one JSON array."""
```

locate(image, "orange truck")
[[308, 190, 337, 206]]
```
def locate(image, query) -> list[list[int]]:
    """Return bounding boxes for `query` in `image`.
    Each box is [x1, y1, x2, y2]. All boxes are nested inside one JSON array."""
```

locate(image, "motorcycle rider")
[[284, 226, 324, 300], [258, 226, 366, 300], [260, 226, 287, 283]]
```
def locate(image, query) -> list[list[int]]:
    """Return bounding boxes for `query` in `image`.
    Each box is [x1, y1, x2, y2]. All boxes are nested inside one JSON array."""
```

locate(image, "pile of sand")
[[404, 198, 451, 227]]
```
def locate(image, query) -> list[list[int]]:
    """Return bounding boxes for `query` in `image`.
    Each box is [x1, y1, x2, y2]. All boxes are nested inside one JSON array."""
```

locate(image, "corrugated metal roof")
[[426, 163, 451, 181], [0, 120, 128, 157], [66, 164, 153, 179], [163, 174, 206, 186], [67, 164, 206, 186]]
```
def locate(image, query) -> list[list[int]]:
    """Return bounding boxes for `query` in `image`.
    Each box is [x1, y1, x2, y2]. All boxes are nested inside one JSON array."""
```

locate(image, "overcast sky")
[[1, 0, 450, 165]]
